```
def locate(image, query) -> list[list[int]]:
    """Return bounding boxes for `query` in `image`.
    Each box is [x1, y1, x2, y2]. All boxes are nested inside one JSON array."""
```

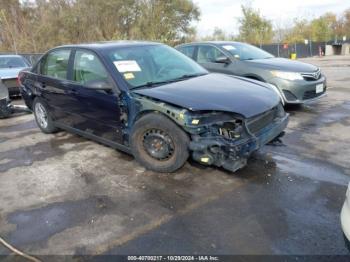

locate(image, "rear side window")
[[178, 46, 195, 59], [73, 50, 109, 86], [41, 49, 71, 79]]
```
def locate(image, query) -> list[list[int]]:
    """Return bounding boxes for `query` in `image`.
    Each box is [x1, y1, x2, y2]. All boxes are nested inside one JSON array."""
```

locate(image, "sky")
[[193, 0, 350, 37]]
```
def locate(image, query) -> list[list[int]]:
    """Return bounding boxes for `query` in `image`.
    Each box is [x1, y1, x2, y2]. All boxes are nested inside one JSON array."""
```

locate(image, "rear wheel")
[[33, 98, 57, 133], [131, 113, 190, 173]]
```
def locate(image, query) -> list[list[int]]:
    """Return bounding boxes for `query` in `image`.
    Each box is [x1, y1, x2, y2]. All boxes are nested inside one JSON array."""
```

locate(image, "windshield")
[[221, 43, 274, 60], [0, 56, 28, 68], [106, 44, 208, 88]]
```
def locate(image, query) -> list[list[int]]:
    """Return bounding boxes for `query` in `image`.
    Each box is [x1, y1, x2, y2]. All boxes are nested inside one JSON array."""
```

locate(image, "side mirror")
[[86, 79, 113, 90], [215, 56, 231, 64]]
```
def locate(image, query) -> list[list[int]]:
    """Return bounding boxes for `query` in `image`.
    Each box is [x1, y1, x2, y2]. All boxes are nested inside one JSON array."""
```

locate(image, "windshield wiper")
[[131, 80, 173, 90], [169, 73, 207, 82], [174, 73, 207, 80], [131, 73, 207, 90], [243, 57, 273, 61]]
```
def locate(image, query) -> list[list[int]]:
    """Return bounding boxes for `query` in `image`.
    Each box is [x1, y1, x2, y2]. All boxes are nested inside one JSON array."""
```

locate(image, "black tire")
[[33, 97, 58, 134], [130, 113, 190, 173]]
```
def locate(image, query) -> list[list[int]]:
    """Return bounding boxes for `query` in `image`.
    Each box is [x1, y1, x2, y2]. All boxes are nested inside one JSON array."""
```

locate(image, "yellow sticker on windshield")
[[124, 73, 135, 80]]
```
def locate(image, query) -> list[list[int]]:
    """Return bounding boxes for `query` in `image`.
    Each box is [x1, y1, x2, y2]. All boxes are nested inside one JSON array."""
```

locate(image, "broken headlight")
[[217, 120, 243, 139], [185, 111, 245, 138]]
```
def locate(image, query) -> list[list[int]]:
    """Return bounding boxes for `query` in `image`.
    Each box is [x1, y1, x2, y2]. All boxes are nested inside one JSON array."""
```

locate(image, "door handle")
[[67, 88, 78, 95]]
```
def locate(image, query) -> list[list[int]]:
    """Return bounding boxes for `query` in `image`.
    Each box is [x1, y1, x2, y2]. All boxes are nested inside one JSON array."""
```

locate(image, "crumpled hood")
[[0, 67, 25, 79], [133, 73, 280, 118], [245, 57, 318, 72]]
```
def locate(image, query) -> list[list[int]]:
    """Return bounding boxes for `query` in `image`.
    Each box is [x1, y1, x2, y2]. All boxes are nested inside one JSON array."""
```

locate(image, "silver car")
[[176, 41, 327, 105], [0, 55, 31, 96]]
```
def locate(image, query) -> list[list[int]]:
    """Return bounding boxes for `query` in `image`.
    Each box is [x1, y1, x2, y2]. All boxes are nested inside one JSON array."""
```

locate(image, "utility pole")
[[309, 39, 312, 57]]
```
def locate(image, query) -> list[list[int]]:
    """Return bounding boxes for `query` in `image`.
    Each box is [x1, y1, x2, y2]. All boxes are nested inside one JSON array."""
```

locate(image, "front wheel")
[[33, 98, 57, 133], [130, 113, 190, 173]]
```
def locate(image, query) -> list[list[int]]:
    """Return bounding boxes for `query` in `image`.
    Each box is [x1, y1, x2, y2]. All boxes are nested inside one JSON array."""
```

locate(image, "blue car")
[[19, 41, 288, 173]]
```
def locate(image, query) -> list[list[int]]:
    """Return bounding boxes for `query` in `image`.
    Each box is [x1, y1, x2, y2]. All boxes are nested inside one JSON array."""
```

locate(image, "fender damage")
[[129, 93, 289, 172]]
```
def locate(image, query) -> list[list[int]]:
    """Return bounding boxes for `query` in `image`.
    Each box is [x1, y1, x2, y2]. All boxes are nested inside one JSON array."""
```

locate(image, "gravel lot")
[[0, 55, 350, 256]]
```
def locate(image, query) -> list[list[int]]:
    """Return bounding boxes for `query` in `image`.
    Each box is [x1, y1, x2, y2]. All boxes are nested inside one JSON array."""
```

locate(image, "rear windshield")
[[0, 56, 28, 68]]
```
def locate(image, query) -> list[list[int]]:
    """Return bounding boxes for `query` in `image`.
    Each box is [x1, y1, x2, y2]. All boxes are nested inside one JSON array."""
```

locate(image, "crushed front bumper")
[[341, 183, 350, 242], [189, 113, 289, 172]]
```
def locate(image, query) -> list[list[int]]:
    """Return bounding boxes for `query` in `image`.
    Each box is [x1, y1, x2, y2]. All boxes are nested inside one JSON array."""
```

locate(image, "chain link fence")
[[260, 40, 350, 58], [258, 42, 326, 59], [2, 40, 349, 63]]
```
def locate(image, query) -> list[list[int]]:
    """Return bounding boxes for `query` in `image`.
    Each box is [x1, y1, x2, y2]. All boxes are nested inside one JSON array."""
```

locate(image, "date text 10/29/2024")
[[128, 256, 219, 261]]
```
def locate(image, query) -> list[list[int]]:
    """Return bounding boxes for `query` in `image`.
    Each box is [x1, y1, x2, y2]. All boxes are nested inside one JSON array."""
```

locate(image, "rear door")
[[64, 49, 123, 143], [35, 48, 73, 122], [195, 45, 233, 74]]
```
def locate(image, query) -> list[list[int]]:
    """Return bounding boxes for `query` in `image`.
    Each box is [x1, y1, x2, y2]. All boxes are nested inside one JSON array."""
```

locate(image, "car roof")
[[176, 41, 242, 47], [55, 41, 162, 51]]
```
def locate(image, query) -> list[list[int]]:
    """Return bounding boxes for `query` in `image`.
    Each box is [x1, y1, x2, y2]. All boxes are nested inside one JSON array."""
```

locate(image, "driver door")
[[196, 45, 233, 75], [65, 49, 123, 143]]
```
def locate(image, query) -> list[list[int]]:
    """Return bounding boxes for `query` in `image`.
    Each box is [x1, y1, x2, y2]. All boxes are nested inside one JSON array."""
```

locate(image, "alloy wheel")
[[35, 102, 48, 129]]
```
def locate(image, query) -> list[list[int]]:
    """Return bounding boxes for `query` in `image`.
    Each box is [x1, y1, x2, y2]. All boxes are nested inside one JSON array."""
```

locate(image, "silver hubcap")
[[35, 103, 48, 129]]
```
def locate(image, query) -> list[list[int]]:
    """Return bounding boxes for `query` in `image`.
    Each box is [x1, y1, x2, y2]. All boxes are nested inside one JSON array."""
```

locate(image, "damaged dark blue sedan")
[[19, 41, 289, 173]]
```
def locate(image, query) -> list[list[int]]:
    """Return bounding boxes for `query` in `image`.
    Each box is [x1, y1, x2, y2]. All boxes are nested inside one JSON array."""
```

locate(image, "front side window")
[[73, 50, 109, 86], [106, 44, 207, 88], [197, 45, 225, 63], [41, 49, 71, 79]]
